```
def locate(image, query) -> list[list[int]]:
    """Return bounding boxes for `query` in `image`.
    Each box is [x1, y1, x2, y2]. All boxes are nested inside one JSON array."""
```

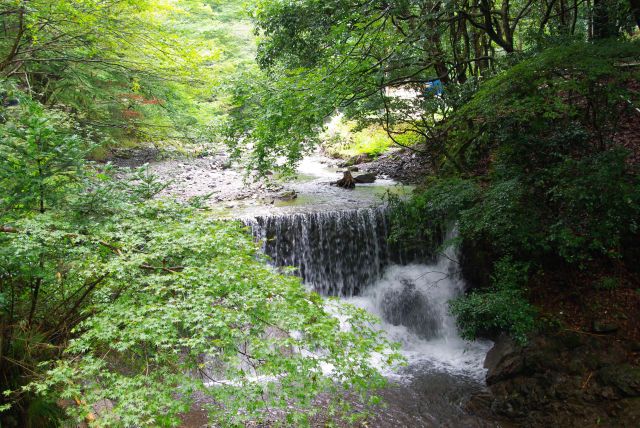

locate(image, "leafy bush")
[[388, 178, 480, 252], [0, 93, 395, 426], [321, 118, 394, 158], [352, 126, 393, 157], [450, 259, 537, 344], [0, 98, 92, 213], [390, 41, 640, 342]]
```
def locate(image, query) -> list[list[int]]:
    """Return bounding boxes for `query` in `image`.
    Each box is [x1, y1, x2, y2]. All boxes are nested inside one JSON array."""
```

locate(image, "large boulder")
[[475, 331, 638, 427], [354, 172, 377, 183], [598, 364, 640, 397], [484, 335, 522, 385], [380, 279, 441, 339]]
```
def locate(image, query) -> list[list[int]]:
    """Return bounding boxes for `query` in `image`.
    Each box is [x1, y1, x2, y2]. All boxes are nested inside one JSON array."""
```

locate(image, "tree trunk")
[[631, 0, 640, 31], [592, 0, 618, 38]]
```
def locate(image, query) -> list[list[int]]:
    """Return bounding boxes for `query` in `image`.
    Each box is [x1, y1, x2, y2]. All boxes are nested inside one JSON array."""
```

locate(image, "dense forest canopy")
[[0, 0, 255, 146], [1, 0, 640, 426], [224, 0, 640, 171]]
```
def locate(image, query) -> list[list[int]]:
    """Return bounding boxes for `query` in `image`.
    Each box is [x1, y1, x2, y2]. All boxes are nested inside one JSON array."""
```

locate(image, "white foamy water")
[[246, 202, 496, 425], [345, 261, 491, 381], [247, 206, 491, 382]]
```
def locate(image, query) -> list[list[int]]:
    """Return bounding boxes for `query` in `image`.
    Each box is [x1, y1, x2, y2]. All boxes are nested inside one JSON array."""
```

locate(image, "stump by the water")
[[336, 171, 356, 189]]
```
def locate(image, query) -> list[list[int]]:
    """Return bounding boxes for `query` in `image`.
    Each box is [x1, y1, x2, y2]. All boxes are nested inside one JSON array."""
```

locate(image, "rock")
[[353, 172, 377, 183], [275, 190, 297, 201], [597, 364, 640, 397], [93, 398, 114, 415], [484, 334, 521, 385], [487, 353, 525, 386], [380, 279, 440, 339], [481, 329, 640, 427], [619, 398, 640, 425], [338, 153, 373, 167], [347, 166, 359, 172], [592, 320, 619, 333]]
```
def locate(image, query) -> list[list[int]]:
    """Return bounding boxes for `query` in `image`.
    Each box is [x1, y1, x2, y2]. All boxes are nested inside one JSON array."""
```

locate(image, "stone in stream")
[[354, 172, 377, 183], [333, 171, 376, 188], [380, 278, 441, 339], [275, 190, 297, 201]]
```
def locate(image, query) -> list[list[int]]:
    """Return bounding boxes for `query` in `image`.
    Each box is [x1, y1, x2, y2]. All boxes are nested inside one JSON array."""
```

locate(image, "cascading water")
[[245, 206, 431, 296], [345, 236, 491, 377], [246, 206, 494, 426]]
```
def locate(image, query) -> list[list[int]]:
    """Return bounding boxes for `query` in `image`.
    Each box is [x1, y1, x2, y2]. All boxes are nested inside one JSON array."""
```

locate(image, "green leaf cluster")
[[0, 91, 396, 427], [450, 258, 536, 345], [390, 41, 640, 342]]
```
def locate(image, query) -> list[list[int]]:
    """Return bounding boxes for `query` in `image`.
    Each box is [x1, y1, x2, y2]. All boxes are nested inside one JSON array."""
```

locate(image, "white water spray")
[[247, 209, 490, 380]]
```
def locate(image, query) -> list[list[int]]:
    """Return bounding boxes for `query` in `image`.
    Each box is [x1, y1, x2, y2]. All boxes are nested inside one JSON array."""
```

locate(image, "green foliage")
[[450, 258, 537, 344], [224, 0, 637, 172], [459, 178, 544, 257], [391, 41, 640, 342], [595, 276, 620, 291], [350, 126, 393, 157], [0, 95, 92, 213], [452, 41, 640, 263], [222, 68, 334, 173], [388, 177, 479, 251], [0, 91, 395, 426], [321, 119, 395, 158], [0, 0, 255, 148]]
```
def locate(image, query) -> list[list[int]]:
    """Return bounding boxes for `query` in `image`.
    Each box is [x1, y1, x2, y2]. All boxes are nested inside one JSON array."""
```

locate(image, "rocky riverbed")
[[108, 146, 420, 218]]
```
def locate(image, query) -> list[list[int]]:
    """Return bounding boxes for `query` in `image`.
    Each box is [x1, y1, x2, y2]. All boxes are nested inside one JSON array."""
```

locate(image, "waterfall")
[[246, 208, 490, 379], [245, 206, 430, 296]]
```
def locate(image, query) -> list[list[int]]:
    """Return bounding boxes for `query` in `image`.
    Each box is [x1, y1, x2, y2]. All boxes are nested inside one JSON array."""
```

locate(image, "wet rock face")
[[479, 332, 640, 427], [380, 279, 441, 339], [598, 365, 640, 397]]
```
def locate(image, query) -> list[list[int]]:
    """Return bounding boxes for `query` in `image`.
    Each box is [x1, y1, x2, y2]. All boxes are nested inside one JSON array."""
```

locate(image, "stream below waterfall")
[[249, 157, 498, 426]]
